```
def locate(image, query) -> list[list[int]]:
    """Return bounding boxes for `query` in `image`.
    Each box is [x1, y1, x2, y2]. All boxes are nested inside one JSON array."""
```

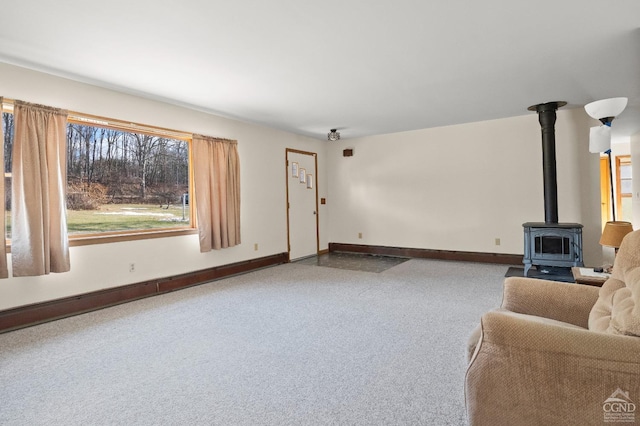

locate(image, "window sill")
[[69, 228, 199, 247]]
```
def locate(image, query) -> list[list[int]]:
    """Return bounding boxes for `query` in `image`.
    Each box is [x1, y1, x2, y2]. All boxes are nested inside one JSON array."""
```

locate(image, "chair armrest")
[[501, 276, 599, 328], [466, 310, 640, 426]]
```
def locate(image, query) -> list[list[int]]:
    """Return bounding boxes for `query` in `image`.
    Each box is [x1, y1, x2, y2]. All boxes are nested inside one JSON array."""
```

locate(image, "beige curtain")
[[0, 98, 8, 278], [192, 135, 240, 252], [11, 100, 70, 276]]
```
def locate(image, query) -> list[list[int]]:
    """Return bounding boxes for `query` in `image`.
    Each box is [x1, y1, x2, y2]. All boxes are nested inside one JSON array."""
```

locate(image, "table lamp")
[[600, 221, 634, 254]]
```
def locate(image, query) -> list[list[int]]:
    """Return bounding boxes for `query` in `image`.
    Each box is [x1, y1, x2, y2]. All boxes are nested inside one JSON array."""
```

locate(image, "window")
[[2, 104, 196, 244], [616, 155, 632, 223]]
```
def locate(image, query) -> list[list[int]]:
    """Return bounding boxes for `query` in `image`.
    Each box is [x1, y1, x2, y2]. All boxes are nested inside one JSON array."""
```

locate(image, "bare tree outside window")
[[3, 111, 192, 237]]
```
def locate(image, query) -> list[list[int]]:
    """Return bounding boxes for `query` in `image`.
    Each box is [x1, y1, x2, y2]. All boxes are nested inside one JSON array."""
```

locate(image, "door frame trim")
[[285, 148, 319, 260]]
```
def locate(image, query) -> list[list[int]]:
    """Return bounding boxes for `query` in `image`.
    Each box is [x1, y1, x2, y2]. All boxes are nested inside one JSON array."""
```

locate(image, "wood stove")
[[523, 222, 583, 276], [523, 102, 584, 276]]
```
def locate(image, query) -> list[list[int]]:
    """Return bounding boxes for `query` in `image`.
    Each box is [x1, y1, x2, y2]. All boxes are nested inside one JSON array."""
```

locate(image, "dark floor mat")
[[295, 252, 410, 273]]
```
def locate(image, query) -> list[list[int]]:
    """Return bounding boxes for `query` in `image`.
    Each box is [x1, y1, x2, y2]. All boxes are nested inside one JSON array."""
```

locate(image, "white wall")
[[327, 108, 602, 265], [0, 63, 328, 310], [0, 61, 605, 312]]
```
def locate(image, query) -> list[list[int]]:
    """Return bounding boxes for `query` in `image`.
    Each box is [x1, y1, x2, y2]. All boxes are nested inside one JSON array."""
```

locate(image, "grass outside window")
[[2, 102, 197, 246]]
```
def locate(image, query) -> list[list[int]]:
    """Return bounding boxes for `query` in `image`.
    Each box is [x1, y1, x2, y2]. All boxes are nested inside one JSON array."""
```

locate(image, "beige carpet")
[[0, 259, 505, 425]]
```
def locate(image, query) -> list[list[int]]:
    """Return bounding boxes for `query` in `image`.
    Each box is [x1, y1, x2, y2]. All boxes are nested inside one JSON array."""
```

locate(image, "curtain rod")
[[1, 97, 191, 140], [1, 97, 236, 143]]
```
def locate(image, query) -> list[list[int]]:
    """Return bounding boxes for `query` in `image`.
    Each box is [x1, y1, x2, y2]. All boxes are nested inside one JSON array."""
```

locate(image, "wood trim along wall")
[[328, 243, 522, 265], [0, 252, 289, 334]]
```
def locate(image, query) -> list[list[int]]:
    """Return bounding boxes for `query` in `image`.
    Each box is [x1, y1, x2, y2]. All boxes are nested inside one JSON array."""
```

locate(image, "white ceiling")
[[0, 0, 639, 140]]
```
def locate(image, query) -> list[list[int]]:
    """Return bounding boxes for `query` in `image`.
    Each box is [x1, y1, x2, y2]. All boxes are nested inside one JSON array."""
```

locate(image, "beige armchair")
[[465, 230, 640, 426]]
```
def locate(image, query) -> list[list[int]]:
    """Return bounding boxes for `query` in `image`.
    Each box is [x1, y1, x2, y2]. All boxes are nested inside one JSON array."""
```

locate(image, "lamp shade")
[[588, 125, 611, 153], [584, 97, 628, 120], [600, 221, 634, 248]]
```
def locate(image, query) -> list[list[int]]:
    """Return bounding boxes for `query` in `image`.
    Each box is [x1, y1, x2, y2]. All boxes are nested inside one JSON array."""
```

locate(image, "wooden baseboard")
[[0, 252, 289, 333], [328, 243, 522, 265], [0, 245, 518, 333]]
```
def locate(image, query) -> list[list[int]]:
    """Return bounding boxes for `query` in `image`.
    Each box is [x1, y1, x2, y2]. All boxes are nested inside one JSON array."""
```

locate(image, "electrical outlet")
[[358, 232, 363, 239], [254, 243, 259, 251], [129, 263, 135, 272], [495, 238, 501, 246]]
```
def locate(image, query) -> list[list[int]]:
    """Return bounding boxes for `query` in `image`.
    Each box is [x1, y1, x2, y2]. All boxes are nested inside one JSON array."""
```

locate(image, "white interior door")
[[287, 150, 318, 260]]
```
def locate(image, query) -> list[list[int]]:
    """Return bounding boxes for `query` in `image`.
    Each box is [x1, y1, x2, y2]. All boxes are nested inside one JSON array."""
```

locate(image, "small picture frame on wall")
[[306, 174, 313, 189], [291, 162, 299, 178], [299, 168, 306, 183]]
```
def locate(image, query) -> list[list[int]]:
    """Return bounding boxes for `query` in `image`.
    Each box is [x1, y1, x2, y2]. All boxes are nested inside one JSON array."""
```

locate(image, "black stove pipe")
[[527, 101, 566, 224]]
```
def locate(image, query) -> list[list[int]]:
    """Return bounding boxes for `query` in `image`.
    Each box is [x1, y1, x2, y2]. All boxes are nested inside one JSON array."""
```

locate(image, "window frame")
[[615, 154, 632, 222], [2, 100, 199, 247]]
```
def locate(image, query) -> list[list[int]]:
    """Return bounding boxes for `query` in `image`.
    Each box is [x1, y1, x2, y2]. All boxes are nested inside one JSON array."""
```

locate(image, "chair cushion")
[[589, 230, 640, 336], [589, 277, 626, 332], [608, 266, 640, 336]]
